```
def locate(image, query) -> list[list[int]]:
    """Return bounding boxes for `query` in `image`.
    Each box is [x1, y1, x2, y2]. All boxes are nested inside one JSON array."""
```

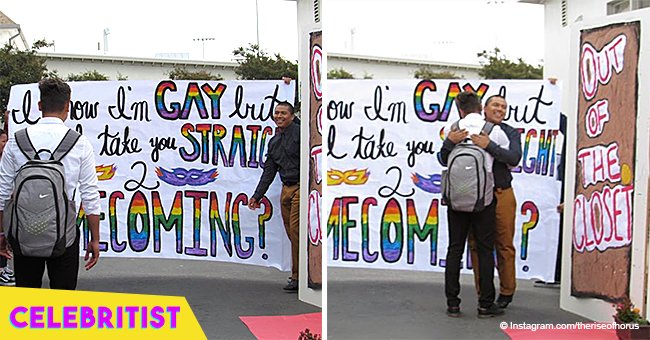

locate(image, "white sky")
[[325, 0, 545, 65], [2, 0, 544, 66], [1, 0, 299, 61]]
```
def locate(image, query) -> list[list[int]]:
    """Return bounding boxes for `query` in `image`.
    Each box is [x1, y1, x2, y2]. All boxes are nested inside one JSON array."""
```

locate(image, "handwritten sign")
[[572, 22, 639, 301], [308, 31, 323, 287], [7, 80, 295, 271], [327, 79, 563, 281]]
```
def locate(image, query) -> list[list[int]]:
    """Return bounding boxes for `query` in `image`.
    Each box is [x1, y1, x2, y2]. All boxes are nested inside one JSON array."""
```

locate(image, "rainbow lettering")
[[522, 129, 558, 176], [413, 81, 490, 122], [520, 201, 539, 260], [184, 191, 208, 256], [361, 198, 378, 263], [232, 193, 254, 259], [229, 125, 247, 168], [406, 199, 439, 265], [155, 81, 227, 120], [127, 191, 150, 252], [381, 199, 403, 263], [152, 191, 183, 254]]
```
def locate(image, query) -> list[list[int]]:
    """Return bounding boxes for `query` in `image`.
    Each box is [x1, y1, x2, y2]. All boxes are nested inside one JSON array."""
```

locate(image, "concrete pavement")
[[327, 267, 589, 339], [72, 257, 321, 339], [7, 258, 591, 339]]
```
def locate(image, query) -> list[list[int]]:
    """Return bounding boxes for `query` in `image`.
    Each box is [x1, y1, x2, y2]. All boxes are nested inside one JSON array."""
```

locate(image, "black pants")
[[13, 231, 80, 290], [445, 201, 497, 308]]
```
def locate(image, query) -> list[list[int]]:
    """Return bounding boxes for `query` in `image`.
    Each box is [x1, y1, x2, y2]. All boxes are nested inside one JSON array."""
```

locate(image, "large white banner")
[[327, 79, 563, 281], [7, 80, 295, 271]]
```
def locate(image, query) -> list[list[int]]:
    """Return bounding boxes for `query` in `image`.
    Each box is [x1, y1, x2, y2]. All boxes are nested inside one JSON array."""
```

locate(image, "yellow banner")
[[0, 287, 205, 339]]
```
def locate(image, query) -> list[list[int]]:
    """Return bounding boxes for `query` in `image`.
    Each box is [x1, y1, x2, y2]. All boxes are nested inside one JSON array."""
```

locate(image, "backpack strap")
[[15, 129, 40, 160], [481, 121, 495, 136], [52, 129, 81, 162]]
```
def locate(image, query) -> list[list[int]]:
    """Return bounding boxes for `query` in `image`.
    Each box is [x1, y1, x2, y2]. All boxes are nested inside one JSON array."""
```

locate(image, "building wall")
[[0, 29, 27, 50], [296, 0, 322, 308], [36, 51, 480, 83], [41, 53, 239, 80], [543, 0, 608, 83], [0, 10, 28, 49], [328, 53, 481, 79]]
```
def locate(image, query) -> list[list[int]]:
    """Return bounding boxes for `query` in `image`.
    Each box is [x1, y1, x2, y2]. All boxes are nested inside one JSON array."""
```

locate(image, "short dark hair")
[[485, 94, 506, 106], [276, 101, 295, 114], [455, 91, 482, 115], [39, 78, 71, 113]]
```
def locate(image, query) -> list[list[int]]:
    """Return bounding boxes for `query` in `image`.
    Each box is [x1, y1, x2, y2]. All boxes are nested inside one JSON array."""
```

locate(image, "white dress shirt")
[[444, 112, 510, 172], [0, 117, 100, 215]]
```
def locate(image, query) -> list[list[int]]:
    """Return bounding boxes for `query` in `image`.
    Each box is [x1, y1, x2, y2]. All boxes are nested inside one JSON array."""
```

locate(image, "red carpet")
[[502, 322, 618, 339], [240, 312, 322, 340]]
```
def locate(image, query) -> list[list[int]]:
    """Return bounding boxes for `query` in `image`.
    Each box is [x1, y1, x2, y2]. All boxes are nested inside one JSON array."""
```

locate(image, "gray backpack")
[[441, 121, 495, 212], [5, 128, 80, 257]]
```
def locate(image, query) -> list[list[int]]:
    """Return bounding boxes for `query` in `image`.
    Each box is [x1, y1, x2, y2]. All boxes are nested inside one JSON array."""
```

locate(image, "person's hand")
[[470, 132, 490, 149], [84, 239, 100, 270], [0, 234, 12, 260], [248, 197, 260, 210], [557, 202, 564, 213], [447, 129, 469, 144]]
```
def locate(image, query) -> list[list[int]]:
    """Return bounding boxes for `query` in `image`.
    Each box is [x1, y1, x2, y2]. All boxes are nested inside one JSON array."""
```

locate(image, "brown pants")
[[469, 187, 517, 296], [281, 184, 300, 280]]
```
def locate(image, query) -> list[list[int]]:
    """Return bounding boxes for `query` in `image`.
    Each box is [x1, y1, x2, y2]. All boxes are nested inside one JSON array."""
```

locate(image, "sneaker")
[[3, 267, 13, 278], [283, 279, 298, 292], [0, 270, 15, 286], [477, 304, 504, 318], [446, 306, 461, 318], [533, 280, 560, 288], [496, 294, 513, 309]]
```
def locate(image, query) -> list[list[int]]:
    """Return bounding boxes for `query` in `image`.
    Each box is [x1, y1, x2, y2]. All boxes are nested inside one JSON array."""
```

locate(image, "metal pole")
[[256, 0, 260, 46], [103, 28, 110, 55], [193, 38, 214, 59]]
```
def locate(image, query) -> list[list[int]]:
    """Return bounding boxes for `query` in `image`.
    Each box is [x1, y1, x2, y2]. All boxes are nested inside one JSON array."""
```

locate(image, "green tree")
[[0, 40, 52, 113], [327, 68, 354, 79], [232, 44, 297, 80], [66, 70, 110, 81], [477, 48, 543, 79], [414, 67, 460, 79], [167, 67, 223, 80]]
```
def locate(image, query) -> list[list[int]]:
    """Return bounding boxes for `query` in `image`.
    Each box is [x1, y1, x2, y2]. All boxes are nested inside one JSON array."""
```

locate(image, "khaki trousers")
[[281, 184, 300, 280], [469, 187, 517, 296]]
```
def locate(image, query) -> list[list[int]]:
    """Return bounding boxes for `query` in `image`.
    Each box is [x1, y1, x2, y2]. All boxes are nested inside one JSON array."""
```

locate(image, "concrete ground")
[[7, 259, 591, 339], [327, 267, 589, 340], [37, 257, 320, 339]]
